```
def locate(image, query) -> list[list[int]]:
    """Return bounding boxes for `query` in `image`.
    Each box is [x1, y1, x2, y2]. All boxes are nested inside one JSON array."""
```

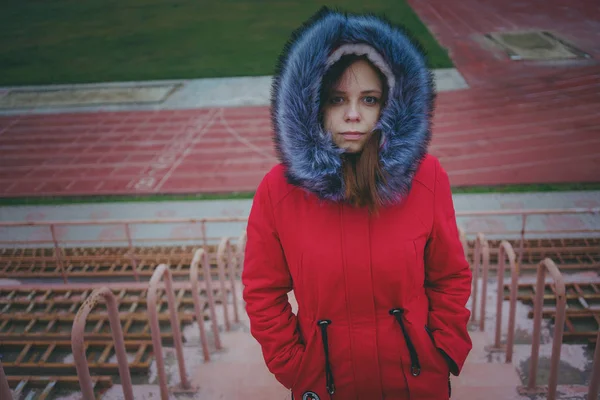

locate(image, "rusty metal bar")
[[589, 330, 600, 400], [71, 287, 134, 400], [459, 226, 469, 262], [475, 234, 490, 332], [236, 230, 247, 279], [216, 238, 231, 332], [0, 280, 226, 292], [471, 232, 480, 323], [0, 314, 191, 343], [217, 237, 240, 329], [504, 240, 520, 364], [503, 281, 600, 303], [524, 259, 566, 399], [492, 240, 518, 360], [124, 223, 140, 282], [226, 239, 240, 324], [0, 236, 246, 246], [517, 215, 527, 268], [147, 264, 191, 400], [1, 208, 597, 229], [194, 248, 221, 350], [49, 224, 67, 284], [201, 221, 208, 254], [5, 376, 112, 399], [190, 248, 212, 361], [4, 238, 596, 276], [0, 341, 147, 375], [0, 358, 12, 400], [0, 216, 249, 227], [0, 293, 209, 317]]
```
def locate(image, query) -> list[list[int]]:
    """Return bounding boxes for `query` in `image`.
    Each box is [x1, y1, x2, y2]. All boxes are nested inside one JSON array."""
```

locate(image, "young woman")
[[242, 8, 472, 399]]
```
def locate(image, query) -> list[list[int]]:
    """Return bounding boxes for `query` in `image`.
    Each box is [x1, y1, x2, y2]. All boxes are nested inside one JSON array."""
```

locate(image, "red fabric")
[[242, 155, 472, 399]]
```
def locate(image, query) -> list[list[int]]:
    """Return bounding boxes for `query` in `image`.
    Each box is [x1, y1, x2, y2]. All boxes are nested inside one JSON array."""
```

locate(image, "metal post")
[[71, 287, 134, 400], [190, 248, 213, 361], [225, 240, 240, 324], [124, 223, 140, 282], [505, 243, 519, 364], [494, 246, 506, 349], [492, 240, 517, 357], [522, 259, 565, 400], [517, 215, 527, 270], [217, 238, 231, 332], [588, 330, 600, 400], [471, 234, 480, 323], [201, 221, 208, 253], [0, 357, 12, 400], [147, 264, 191, 400], [478, 234, 490, 332], [236, 230, 247, 279], [50, 224, 68, 283]]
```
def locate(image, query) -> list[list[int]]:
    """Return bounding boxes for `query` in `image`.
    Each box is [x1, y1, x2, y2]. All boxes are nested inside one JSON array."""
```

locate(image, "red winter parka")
[[242, 8, 472, 400]]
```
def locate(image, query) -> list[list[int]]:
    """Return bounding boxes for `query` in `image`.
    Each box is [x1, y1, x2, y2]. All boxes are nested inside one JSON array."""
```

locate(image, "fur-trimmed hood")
[[271, 7, 435, 204]]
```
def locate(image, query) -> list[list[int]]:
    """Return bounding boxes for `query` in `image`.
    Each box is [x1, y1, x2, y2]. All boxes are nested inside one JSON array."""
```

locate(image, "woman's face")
[[323, 59, 383, 153]]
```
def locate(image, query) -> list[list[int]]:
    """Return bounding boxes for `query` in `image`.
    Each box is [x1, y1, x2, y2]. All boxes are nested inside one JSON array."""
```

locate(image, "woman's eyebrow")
[[331, 89, 382, 94]]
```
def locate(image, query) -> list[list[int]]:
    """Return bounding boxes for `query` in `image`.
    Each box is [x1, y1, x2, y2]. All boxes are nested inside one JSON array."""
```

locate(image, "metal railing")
[[0, 357, 11, 400], [470, 233, 490, 332], [488, 240, 519, 363], [147, 264, 192, 400], [191, 248, 221, 353], [71, 287, 134, 400], [456, 208, 600, 267], [217, 237, 240, 331], [236, 230, 247, 279], [589, 330, 600, 400], [518, 259, 566, 399], [0, 217, 247, 282], [1, 208, 597, 283]]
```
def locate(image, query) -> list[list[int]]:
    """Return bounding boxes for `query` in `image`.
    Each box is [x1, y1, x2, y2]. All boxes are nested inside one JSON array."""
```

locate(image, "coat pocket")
[[291, 322, 325, 394], [424, 325, 451, 375]]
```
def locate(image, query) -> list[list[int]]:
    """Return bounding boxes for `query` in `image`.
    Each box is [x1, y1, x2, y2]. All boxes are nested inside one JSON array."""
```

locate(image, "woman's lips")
[[341, 131, 364, 141]]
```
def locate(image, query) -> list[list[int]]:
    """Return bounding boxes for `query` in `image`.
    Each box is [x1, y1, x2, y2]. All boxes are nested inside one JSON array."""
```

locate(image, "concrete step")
[[452, 385, 524, 400], [190, 329, 291, 399], [454, 362, 522, 388]]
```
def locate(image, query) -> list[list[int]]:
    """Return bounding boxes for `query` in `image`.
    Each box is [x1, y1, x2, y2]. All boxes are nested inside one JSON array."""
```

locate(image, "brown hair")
[[319, 54, 389, 213]]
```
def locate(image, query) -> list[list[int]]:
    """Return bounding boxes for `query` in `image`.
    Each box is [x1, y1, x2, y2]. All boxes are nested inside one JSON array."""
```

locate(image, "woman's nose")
[[345, 104, 361, 122]]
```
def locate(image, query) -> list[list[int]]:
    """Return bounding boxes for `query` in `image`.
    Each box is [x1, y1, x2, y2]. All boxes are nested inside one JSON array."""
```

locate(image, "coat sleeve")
[[241, 173, 304, 388], [424, 159, 472, 376]]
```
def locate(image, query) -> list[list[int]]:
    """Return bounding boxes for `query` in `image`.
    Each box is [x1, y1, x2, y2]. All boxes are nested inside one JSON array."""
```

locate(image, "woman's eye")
[[364, 96, 379, 105], [329, 96, 344, 105]]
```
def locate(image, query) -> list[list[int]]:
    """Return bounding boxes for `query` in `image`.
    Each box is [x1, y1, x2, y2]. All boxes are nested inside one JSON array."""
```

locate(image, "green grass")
[[451, 182, 600, 194], [0, 0, 453, 86], [1, 183, 599, 207]]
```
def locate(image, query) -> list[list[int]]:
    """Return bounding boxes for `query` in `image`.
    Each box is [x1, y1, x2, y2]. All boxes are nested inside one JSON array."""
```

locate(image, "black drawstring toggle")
[[389, 308, 421, 377], [318, 319, 335, 395]]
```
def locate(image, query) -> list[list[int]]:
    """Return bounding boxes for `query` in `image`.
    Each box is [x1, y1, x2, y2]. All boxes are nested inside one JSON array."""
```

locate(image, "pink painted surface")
[[543, 215, 586, 231], [0, 0, 599, 197], [465, 218, 507, 233]]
